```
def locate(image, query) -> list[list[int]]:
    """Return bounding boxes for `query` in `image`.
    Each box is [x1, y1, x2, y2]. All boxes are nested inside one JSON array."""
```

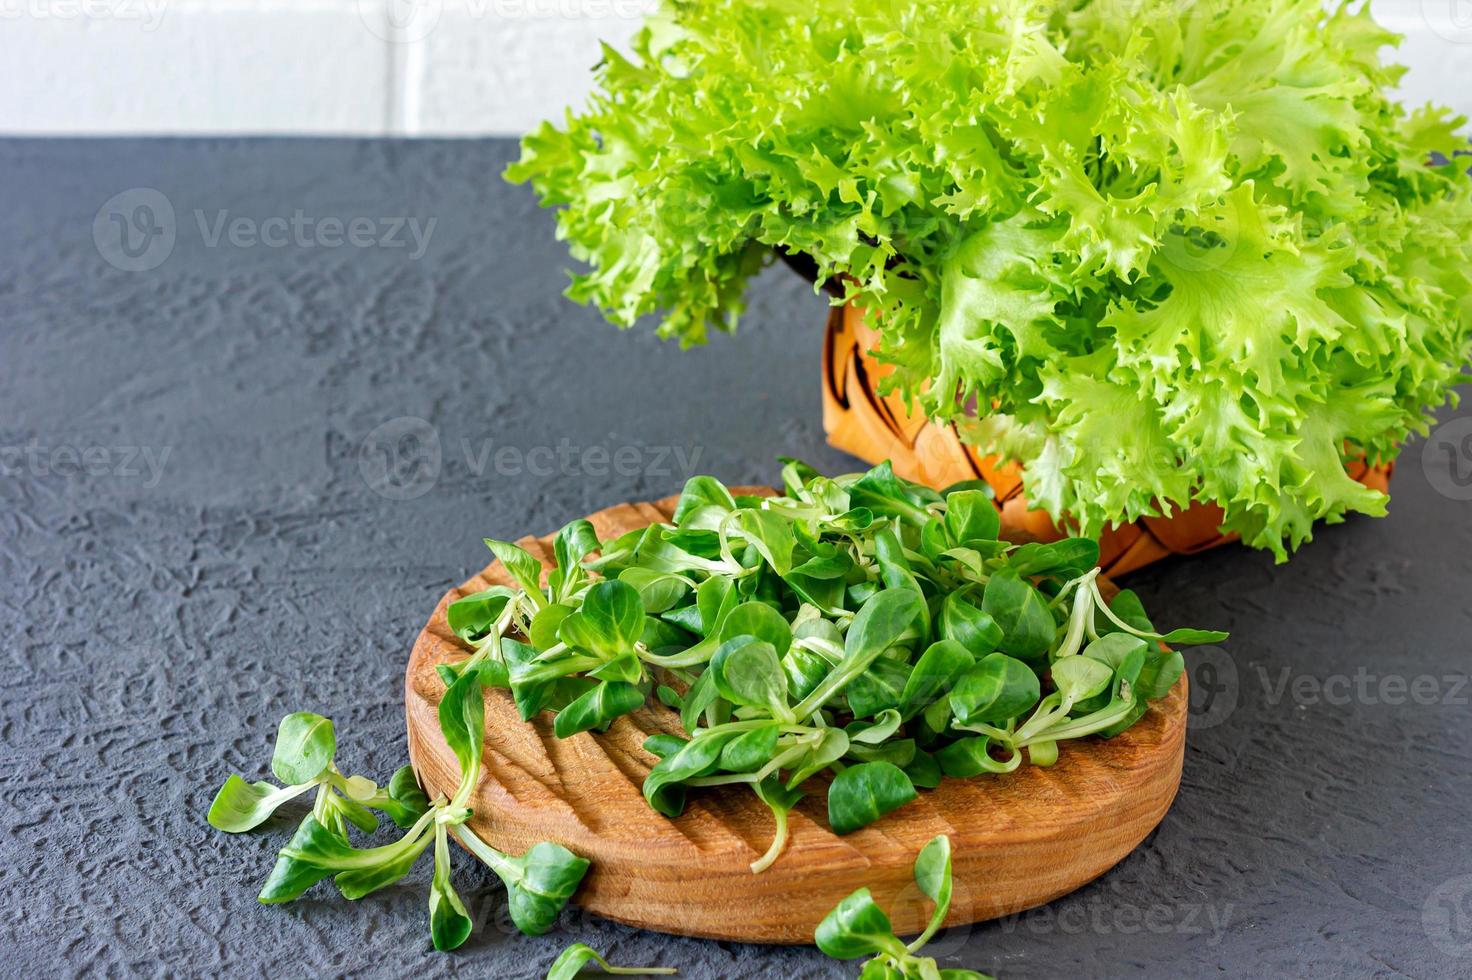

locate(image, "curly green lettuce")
[[506, 0, 1472, 559]]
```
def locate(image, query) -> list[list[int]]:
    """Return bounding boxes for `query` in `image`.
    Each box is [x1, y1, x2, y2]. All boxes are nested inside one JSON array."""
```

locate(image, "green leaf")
[[643, 733, 686, 758], [943, 490, 1000, 546], [378, 765, 431, 829], [545, 943, 675, 979], [709, 637, 790, 717], [270, 712, 336, 786], [207, 775, 311, 833], [785, 727, 851, 787], [719, 723, 781, 772], [913, 835, 954, 930], [447, 585, 516, 642], [494, 841, 591, 937], [827, 762, 918, 835], [1157, 627, 1231, 645], [734, 508, 797, 575], [718, 600, 793, 657], [643, 730, 738, 817], [1007, 539, 1099, 579], [844, 656, 911, 720], [438, 666, 486, 780], [1051, 656, 1115, 704], [429, 824, 473, 951], [939, 592, 1003, 659], [550, 519, 601, 602], [903, 750, 943, 790], [846, 589, 925, 661], [529, 602, 574, 651], [814, 887, 904, 960], [619, 567, 690, 614], [900, 640, 974, 721], [982, 569, 1055, 662], [553, 680, 646, 738], [950, 653, 1040, 725], [846, 708, 904, 746], [672, 474, 737, 527], [560, 580, 645, 659], [484, 538, 545, 599], [935, 736, 1016, 778]]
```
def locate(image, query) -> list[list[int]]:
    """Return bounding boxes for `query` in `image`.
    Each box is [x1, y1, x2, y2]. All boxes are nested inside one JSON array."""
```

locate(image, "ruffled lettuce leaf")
[[508, 0, 1472, 559]]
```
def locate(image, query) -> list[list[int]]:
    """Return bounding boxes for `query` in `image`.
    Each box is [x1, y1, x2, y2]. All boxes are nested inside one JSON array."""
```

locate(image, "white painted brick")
[[0, 0, 392, 134], [0, 0, 1466, 136], [405, 0, 652, 135]]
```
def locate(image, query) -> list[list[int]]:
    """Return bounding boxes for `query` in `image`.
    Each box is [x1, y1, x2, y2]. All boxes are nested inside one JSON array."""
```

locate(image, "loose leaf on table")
[[207, 776, 313, 833], [429, 824, 473, 951], [271, 712, 336, 786], [545, 943, 677, 979]]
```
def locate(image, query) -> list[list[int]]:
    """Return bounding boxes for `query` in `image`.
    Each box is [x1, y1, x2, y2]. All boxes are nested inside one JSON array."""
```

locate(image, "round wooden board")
[[405, 490, 1188, 944]]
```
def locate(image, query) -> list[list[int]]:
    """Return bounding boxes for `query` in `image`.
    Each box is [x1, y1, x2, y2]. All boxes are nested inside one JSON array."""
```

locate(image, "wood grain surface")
[[404, 490, 1188, 944]]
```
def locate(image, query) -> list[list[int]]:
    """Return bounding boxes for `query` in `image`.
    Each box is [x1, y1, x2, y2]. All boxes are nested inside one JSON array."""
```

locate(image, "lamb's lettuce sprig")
[[816, 835, 993, 979], [207, 670, 590, 950]]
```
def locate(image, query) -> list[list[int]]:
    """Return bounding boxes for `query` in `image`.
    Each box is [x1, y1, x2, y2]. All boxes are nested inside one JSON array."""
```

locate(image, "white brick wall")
[[0, 0, 1468, 135]]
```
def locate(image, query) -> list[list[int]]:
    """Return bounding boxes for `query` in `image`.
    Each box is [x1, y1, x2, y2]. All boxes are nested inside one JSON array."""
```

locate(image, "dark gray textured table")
[[2, 139, 1470, 979]]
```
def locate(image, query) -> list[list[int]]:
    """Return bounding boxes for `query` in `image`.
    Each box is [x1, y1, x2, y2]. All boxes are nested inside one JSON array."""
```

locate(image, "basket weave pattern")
[[821, 304, 1395, 576]]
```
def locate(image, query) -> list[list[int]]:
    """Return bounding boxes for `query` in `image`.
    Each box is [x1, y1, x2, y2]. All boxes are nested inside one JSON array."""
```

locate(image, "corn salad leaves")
[[507, 0, 1472, 559]]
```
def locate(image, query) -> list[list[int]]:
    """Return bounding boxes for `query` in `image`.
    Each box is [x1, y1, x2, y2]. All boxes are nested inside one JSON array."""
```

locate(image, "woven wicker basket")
[[821, 303, 1395, 576]]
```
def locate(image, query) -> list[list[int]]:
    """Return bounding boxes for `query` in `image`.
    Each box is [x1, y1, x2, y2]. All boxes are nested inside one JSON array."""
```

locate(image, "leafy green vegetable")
[[508, 0, 1472, 559], [208, 691, 590, 950], [828, 762, 919, 835], [451, 459, 1222, 873], [545, 943, 676, 979], [816, 834, 993, 978]]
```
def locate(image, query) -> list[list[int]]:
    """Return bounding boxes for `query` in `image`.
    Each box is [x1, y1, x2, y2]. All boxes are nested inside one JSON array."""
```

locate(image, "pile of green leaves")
[[817, 835, 990, 979], [507, 0, 1472, 559], [448, 460, 1224, 872], [208, 675, 591, 951]]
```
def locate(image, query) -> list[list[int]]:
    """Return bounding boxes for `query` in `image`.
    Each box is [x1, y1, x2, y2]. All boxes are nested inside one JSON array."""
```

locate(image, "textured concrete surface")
[[2, 139, 1470, 979]]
